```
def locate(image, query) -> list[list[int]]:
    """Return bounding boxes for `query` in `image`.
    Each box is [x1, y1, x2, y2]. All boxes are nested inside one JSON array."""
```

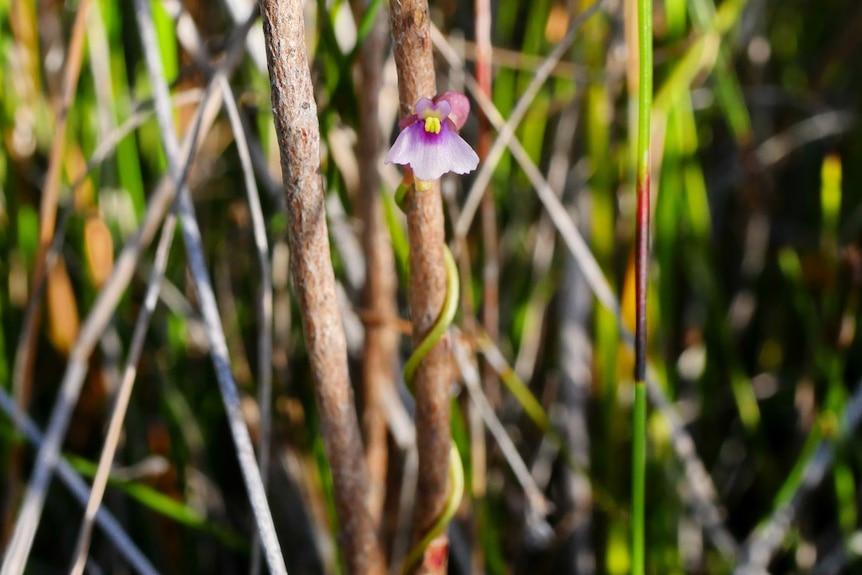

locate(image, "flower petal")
[[385, 116, 479, 183], [408, 125, 479, 181], [398, 113, 418, 129], [384, 121, 425, 167], [437, 92, 470, 131], [433, 99, 451, 119], [415, 98, 435, 118], [435, 127, 480, 176]]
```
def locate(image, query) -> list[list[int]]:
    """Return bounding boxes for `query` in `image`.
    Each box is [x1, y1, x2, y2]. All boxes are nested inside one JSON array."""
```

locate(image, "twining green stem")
[[403, 444, 464, 571], [403, 246, 461, 388], [396, 183, 465, 573], [633, 0, 652, 572]]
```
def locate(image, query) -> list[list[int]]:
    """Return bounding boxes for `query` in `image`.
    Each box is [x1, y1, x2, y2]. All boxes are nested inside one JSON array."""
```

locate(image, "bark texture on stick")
[[353, 0, 396, 527], [404, 180, 450, 540], [258, 1, 385, 573], [389, 0, 452, 558], [390, 0, 437, 117]]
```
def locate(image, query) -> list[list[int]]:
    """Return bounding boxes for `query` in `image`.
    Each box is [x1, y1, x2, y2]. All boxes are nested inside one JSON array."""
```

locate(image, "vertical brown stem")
[[389, 0, 453, 565], [403, 180, 450, 537], [258, 1, 385, 573], [389, 0, 436, 117], [475, 0, 499, 404], [353, 0, 396, 526], [473, 1, 494, 570]]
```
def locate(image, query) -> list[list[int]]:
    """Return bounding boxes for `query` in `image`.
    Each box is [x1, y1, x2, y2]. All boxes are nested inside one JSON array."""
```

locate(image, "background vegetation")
[[1, 0, 861, 573]]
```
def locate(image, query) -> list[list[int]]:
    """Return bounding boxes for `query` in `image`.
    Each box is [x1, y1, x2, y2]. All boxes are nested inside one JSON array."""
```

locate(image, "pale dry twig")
[[259, 0, 385, 571]]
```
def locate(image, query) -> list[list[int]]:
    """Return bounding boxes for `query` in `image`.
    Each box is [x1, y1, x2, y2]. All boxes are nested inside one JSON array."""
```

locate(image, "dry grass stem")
[[451, 335, 551, 516], [559, 190, 597, 574], [513, 106, 583, 382], [737, 378, 862, 572], [5, 0, 92, 542], [67, 65, 272, 575], [134, 0, 286, 570], [217, 74, 275, 575], [0, 83, 226, 575], [68, 211, 178, 575], [2, 12, 260, 565], [15, 0, 92, 407], [452, 0, 606, 239], [0, 387, 158, 575]]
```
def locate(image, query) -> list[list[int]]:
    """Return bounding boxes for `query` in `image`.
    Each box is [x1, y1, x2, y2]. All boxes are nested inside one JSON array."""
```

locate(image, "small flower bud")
[[436, 92, 471, 131]]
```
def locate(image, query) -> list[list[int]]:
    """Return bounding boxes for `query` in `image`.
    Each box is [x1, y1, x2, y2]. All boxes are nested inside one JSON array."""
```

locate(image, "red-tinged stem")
[[475, 0, 500, 412], [632, 0, 652, 571]]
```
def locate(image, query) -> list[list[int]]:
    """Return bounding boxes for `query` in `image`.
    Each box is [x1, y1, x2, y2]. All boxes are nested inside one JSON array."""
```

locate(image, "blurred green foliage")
[[1, 0, 862, 573]]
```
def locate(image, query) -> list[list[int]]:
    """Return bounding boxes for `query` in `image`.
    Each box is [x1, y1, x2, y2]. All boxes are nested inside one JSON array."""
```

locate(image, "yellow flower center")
[[423, 116, 441, 134], [415, 179, 433, 192]]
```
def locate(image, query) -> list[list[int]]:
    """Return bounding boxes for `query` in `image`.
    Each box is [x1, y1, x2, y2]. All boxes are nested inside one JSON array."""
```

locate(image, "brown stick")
[[388, 0, 452, 561], [352, 0, 397, 527], [472, 1, 494, 571], [404, 178, 451, 534], [258, 1, 385, 573], [475, 0, 499, 394]]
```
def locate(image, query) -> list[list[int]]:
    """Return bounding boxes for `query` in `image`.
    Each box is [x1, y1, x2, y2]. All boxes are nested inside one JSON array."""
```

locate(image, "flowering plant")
[[385, 92, 479, 191]]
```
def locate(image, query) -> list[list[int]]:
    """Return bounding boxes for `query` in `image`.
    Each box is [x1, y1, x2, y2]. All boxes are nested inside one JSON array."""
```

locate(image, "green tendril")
[[396, 183, 465, 574], [402, 445, 464, 572]]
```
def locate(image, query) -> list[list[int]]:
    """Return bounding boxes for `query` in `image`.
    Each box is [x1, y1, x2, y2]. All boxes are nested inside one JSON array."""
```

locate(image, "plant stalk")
[[388, 0, 453, 569], [633, 0, 652, 572], [351, 0, 397, 527], [259, 0, 385, 572]]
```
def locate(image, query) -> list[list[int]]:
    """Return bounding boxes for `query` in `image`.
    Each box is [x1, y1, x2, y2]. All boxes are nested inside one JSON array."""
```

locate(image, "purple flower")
[[385, 97, 479, 188]]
